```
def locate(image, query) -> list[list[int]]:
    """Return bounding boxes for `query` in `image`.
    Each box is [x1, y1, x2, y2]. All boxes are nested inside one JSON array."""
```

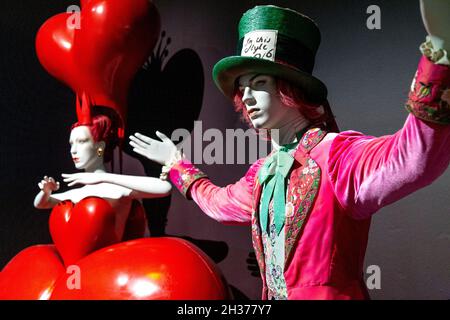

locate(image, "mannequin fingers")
[[130, 139, 151, 150], [38, 182, 43, 189], [129, 140, 140, 149], [62, 173, 82, 180], [129, 140, 143, 151], [133, 133, 154, 144], [132, 147, 149, 158], [66, 179, 81, 187], [129, 136, 151, 149], [63, 177, 75, 183], [156, 131, 171, 143]]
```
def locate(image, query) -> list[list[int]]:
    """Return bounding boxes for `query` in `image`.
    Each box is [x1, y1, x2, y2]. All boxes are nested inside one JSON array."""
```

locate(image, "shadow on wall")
[[127, 30, 204, 237], [126, 30, 257, 299]]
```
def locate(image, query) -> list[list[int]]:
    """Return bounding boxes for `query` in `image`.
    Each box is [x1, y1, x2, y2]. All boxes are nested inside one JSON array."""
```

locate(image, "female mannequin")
[[34, 111, 171, 241]]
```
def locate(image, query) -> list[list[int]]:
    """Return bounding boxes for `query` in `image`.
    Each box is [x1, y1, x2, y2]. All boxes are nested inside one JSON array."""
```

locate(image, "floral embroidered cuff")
[[406, 55, 450, 124], [420, 36, 450, 66], [160, 150, 183, 181], [168, 158, 208, 198]]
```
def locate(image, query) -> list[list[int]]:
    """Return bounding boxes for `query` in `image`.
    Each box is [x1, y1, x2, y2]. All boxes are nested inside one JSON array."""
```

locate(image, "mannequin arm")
[[33, 176, 61, 209], [33, 190, 61, 209], [61, 172, 172, 199]]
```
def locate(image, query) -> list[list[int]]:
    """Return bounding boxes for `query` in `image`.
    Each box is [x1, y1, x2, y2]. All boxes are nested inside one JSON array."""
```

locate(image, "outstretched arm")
[[130, 132, 262, 225], [61, 172, 172, 199], [328, 1, 450, 220], [168, 156, 263, 225]]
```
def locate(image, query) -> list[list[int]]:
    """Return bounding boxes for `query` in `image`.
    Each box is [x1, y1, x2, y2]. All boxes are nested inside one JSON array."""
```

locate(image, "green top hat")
[[213, 5, 327, 103]]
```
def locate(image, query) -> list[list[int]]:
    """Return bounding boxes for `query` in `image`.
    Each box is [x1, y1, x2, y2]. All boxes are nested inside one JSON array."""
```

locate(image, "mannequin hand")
[[62, 172, 106, 187], [129, 131, 177, 166], [420, 0, 450, 51], [38, 176, 60, 194]]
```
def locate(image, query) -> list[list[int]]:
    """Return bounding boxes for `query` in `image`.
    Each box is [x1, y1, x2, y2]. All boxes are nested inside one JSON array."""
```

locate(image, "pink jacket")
[[169, 56, 450, 299]]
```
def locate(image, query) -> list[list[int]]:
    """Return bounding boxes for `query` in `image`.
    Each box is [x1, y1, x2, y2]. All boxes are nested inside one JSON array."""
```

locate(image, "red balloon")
[[49, 197, 120, 266], [50, 238, 231, 300], [0, 245, 65, 300], [35, 0, 161, 129]]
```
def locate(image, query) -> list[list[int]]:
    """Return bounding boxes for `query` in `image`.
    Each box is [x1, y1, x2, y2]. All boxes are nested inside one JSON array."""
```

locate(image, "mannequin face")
[[238, 74, 299, 129], [69, 126, 103, 171]]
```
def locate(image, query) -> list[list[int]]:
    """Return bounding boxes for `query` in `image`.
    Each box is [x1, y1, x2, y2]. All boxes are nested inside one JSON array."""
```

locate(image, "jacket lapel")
[[284, 128, 327, 268], [251, 176, 266, 281]]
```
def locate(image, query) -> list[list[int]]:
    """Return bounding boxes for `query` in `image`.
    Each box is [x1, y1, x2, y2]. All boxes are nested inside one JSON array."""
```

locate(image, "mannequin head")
[[233, 74, 337, 132], [70, 111, 119, 171]]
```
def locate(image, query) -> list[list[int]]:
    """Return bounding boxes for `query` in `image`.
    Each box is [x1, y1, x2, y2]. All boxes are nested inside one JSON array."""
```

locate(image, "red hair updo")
[[71, 106, 120, 163]]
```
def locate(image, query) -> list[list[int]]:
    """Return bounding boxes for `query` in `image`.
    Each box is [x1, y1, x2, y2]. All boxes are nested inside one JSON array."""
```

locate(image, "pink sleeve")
[[328, 56, 450, 220], [169, 158, 264, 225]]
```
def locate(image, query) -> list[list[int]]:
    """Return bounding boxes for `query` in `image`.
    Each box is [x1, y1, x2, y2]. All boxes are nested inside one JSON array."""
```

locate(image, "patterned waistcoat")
[[250, 127, 327, 297]]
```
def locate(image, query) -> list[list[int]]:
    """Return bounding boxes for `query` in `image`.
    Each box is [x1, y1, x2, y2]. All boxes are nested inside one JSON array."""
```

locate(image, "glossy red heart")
[[50, 238, 231, 300], [0, 245, 65, 300], [122, 200, 147, 241], [35, 0, 161, 127], [35, 12, 77, 89], [49, 197, 120, 266]]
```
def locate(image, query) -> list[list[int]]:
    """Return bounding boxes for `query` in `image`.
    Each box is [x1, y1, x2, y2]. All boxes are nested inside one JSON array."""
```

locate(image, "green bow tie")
[[258, 142, 298, 236]]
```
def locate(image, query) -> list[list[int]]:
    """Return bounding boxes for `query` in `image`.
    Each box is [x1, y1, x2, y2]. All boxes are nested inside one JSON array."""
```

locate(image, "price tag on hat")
[[241, 30, 278, 61]]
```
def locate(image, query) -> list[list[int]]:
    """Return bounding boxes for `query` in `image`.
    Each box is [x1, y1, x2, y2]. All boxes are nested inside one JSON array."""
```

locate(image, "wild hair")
[[233, 77, 339, 133], [71, 107, 120, 163]]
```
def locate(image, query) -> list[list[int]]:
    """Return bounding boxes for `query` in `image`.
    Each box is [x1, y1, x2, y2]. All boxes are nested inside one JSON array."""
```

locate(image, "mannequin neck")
[[84, 161, 107, 173], [271, 113, 310, 150]]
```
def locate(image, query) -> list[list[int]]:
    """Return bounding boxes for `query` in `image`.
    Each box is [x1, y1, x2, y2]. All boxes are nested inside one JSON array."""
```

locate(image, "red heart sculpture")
[[0, 245, 65, 300], [50, 238, 231, 300], [35, 13, 77, 89], [122, 200, 147, 241], [35, 0, 161, 128], [49, 197, 120, 266]]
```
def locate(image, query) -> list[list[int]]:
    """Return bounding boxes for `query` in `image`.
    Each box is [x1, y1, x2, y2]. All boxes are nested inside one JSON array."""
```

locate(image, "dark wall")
[[0, 0, 449, 299]]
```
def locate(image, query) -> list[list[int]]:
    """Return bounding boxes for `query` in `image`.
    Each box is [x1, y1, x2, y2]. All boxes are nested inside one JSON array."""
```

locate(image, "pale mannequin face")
[[238, 74, 299, 129], [69, 126, 103, 171]]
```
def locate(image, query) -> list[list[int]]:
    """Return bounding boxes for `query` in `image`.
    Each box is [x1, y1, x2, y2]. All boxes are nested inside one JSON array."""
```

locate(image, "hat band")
[[237, 32, 315, 74]]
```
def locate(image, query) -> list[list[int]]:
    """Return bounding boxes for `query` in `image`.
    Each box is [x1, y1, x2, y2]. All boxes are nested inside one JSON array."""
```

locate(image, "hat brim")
[[213, 56, 327, 102]]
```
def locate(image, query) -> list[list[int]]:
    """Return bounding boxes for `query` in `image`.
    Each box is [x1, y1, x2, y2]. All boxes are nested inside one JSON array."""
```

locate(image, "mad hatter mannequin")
[[130, 2, 450, 300]]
